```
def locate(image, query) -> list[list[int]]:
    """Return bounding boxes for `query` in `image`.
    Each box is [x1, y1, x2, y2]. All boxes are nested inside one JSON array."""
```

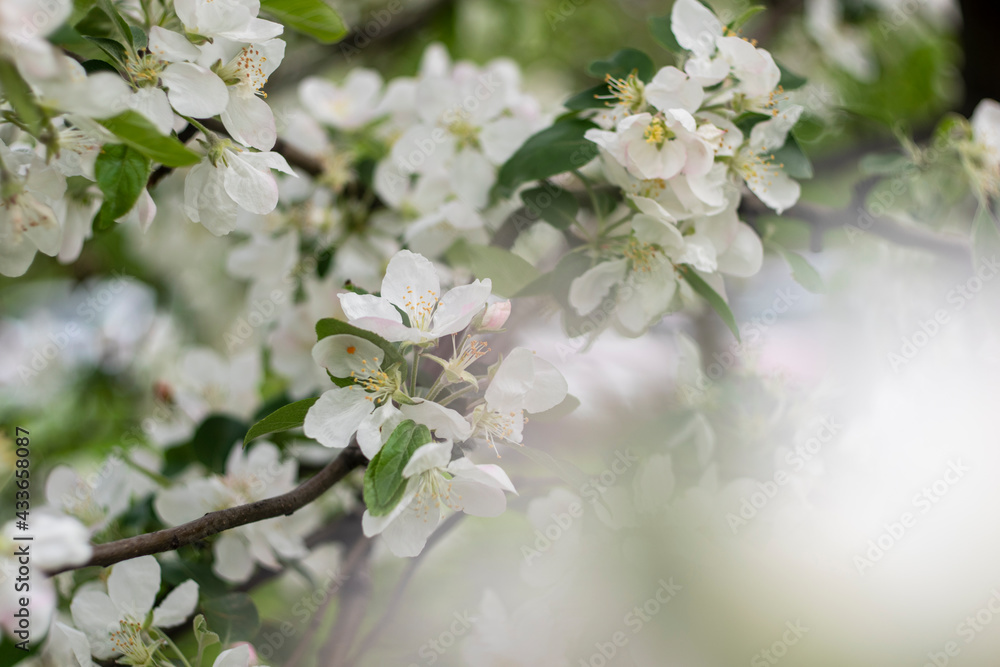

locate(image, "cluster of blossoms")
[[0, 0, 292, 277], [567, 0, 808, 334]]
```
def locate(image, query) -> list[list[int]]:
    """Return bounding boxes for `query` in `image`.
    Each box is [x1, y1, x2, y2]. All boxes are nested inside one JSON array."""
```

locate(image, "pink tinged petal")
[[568, 259, 628, 316], [147, 26, 201, 62], [448, 478, 507, 516], [402, 441, 452, 477], [161, 62, 229, 118], [152, 580, 199, 628], [429, 279, 492, 337], [671, 0, 722, 57], [380, 250, 441, 315], [213, 533, 255, 583], [311, 334, 384, 377], [399, 399, 473, 443], [108, 555, 160, 618], [304, 387, 375, 449], [70, 590, 119, 659], [128, 87, 174, 135], [357, 403, 404, 458], [716, 221, 763, 277], [222, 93, 277, 151], [479, 299, 511, 330], [214, 645, 252, 667], [521, 355, 568, 414], [223, 153, 279, 215], [339, 292, 402, 323]]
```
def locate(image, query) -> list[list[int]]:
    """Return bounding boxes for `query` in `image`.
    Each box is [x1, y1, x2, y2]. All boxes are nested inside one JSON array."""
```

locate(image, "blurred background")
[[5, 0, 1000, 665]]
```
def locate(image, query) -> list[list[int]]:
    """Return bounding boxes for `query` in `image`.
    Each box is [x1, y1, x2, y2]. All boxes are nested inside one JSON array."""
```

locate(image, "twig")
[[47, 444, 367, 575]]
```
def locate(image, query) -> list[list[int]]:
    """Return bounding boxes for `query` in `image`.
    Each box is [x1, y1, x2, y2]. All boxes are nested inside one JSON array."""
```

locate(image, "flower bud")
[[478, 299, 511, 331]]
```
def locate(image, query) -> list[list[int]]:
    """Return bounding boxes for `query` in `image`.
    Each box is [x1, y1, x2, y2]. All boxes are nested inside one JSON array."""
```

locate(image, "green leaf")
[[859, 152, 909, 176], [201, 593, 260, 645], [734, 111, 772, 135], [83, 35, 127, 66], [680, 267, 741, 340], [587, 48, 655, 83], [564, 83, 612, 111], [363, 420, 432, 516], [648, 14, 682, 53], [193, 614, 220, 655], [445, 240, 541, 298], [259, 0, 347, 43], [773, 135, 813, 179], [315, 318, 405, 369], [520, 185, 579, 230], [765, 239, 825, 294], [0, 60, 45, 136], [777, 62, 807, 91], [189, 415, 248, 474], [98, 111, 200, 167], [94, 144, 150, 230], [244, 397, 319, 446], [496, 118, 599, 196], [728, 5, 765, 30], [972, 203, 1000, 271], [97, 0, 132, 45]]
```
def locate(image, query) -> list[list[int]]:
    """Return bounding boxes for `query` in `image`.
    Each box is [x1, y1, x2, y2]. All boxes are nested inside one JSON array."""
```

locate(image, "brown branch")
[[48, 444, 367, 575]]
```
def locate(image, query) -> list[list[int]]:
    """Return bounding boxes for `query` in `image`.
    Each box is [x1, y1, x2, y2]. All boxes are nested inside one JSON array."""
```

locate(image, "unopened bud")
[[478, 300, 511, 331]]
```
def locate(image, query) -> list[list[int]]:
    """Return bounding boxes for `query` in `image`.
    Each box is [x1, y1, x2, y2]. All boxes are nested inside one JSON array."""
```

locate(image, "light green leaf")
[[315, 318, 405, 369], [520, 185, 579, 230], [446, 240, 541, 298], [680, 267, 741, 341], [98, 111, 200, 167], [0, 60, 46, 136], [648, 14, 682, 53], [496, 118, 599, 196], [259, 0, 347, 43], [773, 135, 813, 179], [94, 143, 150, 230], [363, 420, 431, 516], [765, 239, 825, 294], [728, 5, 766, 30], [777, 62, 806, 90], [243, 397, 319, 446]]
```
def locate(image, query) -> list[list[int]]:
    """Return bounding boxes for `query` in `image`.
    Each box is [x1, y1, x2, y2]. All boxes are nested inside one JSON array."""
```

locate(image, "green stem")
[[152, 628, 193, 667], [572, 169, 605, 232], [409, 346, 419, 395]]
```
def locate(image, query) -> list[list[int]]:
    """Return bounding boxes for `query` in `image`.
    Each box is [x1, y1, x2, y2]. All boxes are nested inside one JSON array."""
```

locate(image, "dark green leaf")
[[773, 134, 813, 179], [201, 593, 260, 645], [244, 397, 319, 446], [648, 14, 682, 53], [587, 48, 655, 83], [564, 83, 612, 111], [0, 60, 45, 136], [520, 185, 578, 230], [189, 415, 248, 474], [734, 111, 772, 135], [98, 111, 200, 167], [363, 420, 432, 516], [74, 6, 116, 39], [83, 35, 127, 65], [97, 0, 132, 44], [315, 318, 405, 369], [777, 62, 807, 91], [765, 239, 825, 294], [496, 118, 599, 195], [94, 143, 150, 230], [680, 266, 741, 340], [445, 240, 541, 298], [259, 0, 347, 43]]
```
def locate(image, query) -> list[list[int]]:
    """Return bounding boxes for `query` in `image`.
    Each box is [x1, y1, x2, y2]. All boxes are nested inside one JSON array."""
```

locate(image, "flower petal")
[[222, 93, 277, 151], [399, 399, 473, 443], [339, 292, 402, 323], [108, 556, 160, 619], [671, 0, 722, 58], [223, 152, 280, 215], [429, 280, 492, 337], [402, 440, 452, 477], [303, 387, 374, 449], [161, 62, 229, 118], [568, 259, 628, 316], [70, 590, 118, 659], [152, 580, 199, 628], [213, 533, 255, 583], [311, 334, 385, 378], [357, 403, 404, 458], [380, 250, 441, 314]]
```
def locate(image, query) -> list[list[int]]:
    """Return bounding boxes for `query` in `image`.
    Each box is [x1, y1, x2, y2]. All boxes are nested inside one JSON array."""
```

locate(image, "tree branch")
[[47, 444, 367, 575]]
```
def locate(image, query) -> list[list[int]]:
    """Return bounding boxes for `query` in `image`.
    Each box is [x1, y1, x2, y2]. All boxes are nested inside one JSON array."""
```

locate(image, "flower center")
[[350, 357, 397, 402], [600, 72, 646, 115], [402, 286, 440, 331], [736, 148, 782, 191], [643, 117, 674, 148], [109, 618, 160, 664], [220, 46, 270, 98], [126, 52, 166, 87], [445, 110, 480, 149], [412, 469, 462, 515], [624, 237, 660, 273], [474, 406, 522, 456]]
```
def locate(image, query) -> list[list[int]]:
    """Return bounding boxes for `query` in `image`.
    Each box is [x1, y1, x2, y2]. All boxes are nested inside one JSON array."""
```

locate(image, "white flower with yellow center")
[[361, 441, 517, 557], [69, 556, 198, 662], [585, 111, 714, 182], [339, 250, 493, 345], [0, 141, 66, 277], [173, 0, 283, 42], [732, 104, 804, 214]]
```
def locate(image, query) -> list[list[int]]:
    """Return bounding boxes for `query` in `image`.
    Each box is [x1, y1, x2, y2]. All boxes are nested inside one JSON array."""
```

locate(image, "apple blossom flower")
[[361, 441, 516, 556], [184, 141, 294, 235], [732, 104, 804, 213], [154, 441, 310, 582], [468, 347, 567, 453], [173, 0, 282, 42], [69, 556, 198, 661], [339, 249, 492, 344], [0, 140, 67, 277], [585, 111, 714, 181], [0, 0, 70, 79], [299, 69, 385, 131]]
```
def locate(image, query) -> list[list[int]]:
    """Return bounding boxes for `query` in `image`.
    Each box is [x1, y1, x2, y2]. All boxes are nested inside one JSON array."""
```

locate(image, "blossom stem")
[[410, 346, 419, 395], [152, 628, 194, 667]]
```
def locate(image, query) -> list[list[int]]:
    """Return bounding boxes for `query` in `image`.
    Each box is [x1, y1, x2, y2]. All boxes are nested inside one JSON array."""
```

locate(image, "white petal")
[[429, 280, 492, 337], [49, 622, 95, 667], [521, 355, 568, 414], [222, 93, 277, 151], [716, 221, 763, 277], [447, 458, 516, 493], [671, 0, 722, 57], [128, 87, 174, 135], [162, 62, 229, 118], [449, 478, 507, 516], [108, 555, 160, 618], [184, 162, 238, 233], [402, 441, 452, 477], [381, 250, 441, 313], [568, 259, 628, 316], [399, 399, 473, 443], [148, 26, 201, 62], [70, 591, 118, 659], [214, 645, 252, 667], [338, 293, 402, 323], [311, 334, 385, 378], [356, 403, 404, 458], [213, 533, 255, 583], [303, 387, 375, 449], [223, 152, 280, 215], [152, 580, 199, 628]]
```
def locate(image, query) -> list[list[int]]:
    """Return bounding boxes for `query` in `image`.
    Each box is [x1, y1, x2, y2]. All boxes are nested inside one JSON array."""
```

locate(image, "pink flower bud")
[[480, 299, 511, 330]]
